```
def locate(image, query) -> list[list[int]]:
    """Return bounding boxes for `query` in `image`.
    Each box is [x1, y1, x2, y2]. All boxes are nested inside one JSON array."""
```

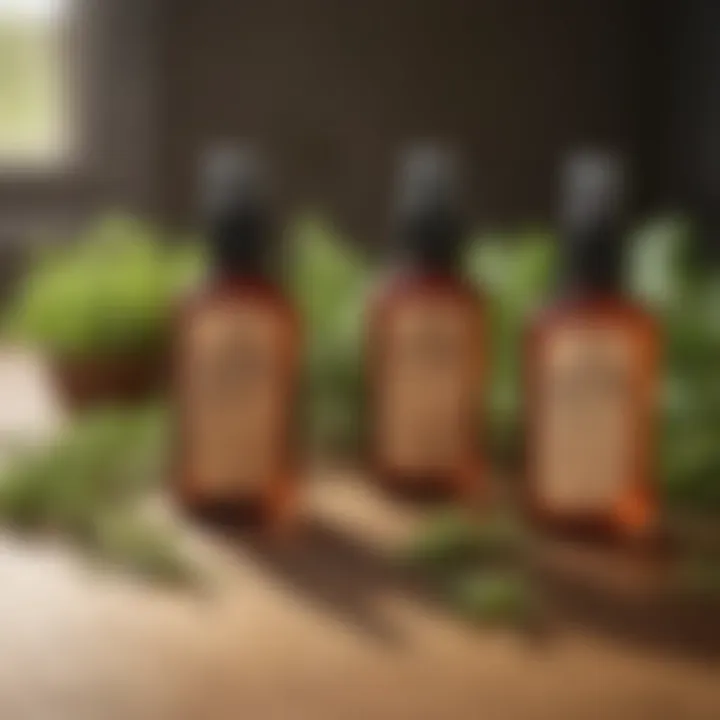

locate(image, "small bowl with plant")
[[3, 214, 204, 409]]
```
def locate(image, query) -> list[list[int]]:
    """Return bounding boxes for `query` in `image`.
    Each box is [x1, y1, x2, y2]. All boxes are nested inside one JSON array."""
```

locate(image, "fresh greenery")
[[447, 571, 533, 626], [400, 509, 533, 626], [401, 509, 526, 572], [0, 405, 195, 584], [290, 214, 370, 454], [626, 216, 720, 513], [465, 226, 557, 463], [3, 214, 204, 357]]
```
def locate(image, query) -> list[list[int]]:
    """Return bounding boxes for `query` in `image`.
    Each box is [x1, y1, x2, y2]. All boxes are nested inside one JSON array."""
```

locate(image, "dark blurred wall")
[[159, 0, 638, 239], [668, 0, 720, 232]]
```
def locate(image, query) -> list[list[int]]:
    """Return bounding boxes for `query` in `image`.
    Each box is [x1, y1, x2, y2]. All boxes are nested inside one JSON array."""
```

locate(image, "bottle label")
[[377, 296, 481, 475], [181, 303, 287, 496], [535, 324, 638, 512]]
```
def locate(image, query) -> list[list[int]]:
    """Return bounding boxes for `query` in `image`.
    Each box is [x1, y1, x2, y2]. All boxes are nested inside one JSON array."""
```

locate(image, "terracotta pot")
[[50, 350, 167, 410]]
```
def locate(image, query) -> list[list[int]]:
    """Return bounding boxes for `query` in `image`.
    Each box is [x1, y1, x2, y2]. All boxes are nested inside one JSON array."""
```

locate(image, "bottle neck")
[[560, 223, 624, 297], [210, 246, 271, 279], [208, 212, 273, 279], [395, 215, 464, 275], [210, 263, 273, 286], [395, 247, 461, 276]]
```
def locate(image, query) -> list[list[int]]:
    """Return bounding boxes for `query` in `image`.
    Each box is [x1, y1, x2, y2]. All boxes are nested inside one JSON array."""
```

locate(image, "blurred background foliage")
[[464, 226, 557, 464], [289, 214, 369, 456], [628, 216, 720, 514]]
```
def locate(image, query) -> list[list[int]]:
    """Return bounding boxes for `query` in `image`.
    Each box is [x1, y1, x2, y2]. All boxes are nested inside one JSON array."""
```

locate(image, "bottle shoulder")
[[370, 268, 483, 312], [177, 277, 298, 323], [526, 294, 660, 358], [530, 292, 655, 328]]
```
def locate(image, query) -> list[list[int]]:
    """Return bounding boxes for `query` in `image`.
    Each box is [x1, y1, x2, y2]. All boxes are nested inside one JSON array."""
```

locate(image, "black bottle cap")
[[201, 145, 273, 274], [560, 150, 627, 291], [394, 145, 467, 270]]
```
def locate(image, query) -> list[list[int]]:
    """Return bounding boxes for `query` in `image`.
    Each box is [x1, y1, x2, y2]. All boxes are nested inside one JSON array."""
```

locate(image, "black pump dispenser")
[[394, 146, 466, 271], [560, 150, 627, 293], [202, 146, 273, 276]]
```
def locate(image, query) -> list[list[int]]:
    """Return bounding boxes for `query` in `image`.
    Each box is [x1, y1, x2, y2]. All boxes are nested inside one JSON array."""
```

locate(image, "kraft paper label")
[[182, 303, 286, 495], [535, 325, 637, 512], [377, 297, 480, 474]]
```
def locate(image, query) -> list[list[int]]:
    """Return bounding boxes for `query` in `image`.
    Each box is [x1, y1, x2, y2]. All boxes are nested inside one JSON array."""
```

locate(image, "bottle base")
[[532, 513, 668, 556], [375, 471, 464, 506], [180, 496, 269, 531]]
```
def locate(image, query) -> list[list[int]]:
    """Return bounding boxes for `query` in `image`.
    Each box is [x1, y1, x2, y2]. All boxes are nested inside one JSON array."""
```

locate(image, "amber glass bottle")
[[525, 152, 660, 541], [367, 147, 484, 503], [172, 149, 301, 529]]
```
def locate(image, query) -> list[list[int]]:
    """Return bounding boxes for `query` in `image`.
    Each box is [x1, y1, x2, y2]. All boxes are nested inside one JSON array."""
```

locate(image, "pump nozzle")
[[559, 149, 629, 292], [200, 144, 273, 273], [561, 150, 626, 232], [397, 146, 462, 214], [201, 144, 269, 219], [394, 144, 467, 268]]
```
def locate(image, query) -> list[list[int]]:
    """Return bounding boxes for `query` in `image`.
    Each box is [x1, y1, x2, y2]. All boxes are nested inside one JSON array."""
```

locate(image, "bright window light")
[[0, 0, 72, 167]]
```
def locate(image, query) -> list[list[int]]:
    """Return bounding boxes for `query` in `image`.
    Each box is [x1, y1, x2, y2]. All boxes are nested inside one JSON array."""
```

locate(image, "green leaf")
[[447, 571, 532, 625]]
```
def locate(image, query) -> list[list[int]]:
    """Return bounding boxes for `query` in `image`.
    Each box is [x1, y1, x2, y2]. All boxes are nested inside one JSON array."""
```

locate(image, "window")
[[0, 0, 73, 168], [0, 0, 158, 223]]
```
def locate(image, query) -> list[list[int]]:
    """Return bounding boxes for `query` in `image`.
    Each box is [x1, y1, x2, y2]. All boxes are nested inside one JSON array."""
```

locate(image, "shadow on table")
[[213, 511, 720, 663], [535, 540, 720, 664], [215, 516, 468, 647]]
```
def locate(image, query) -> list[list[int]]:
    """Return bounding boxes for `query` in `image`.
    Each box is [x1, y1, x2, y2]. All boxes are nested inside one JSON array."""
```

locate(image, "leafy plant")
[[465, 227, 557, 464], [4, 214, 204, 358], [627, 215, 720, 513], [0, 404, 195, 584], [289, 214, 370, 454], [401, 509, 532, 627], [401, 509, 526, 571]]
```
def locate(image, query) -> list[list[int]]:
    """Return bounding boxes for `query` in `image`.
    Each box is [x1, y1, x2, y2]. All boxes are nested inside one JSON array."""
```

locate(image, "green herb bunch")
[[290, 215, 370, 455], [0, 405, 194, 584], [4, 214, 204, 358]]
